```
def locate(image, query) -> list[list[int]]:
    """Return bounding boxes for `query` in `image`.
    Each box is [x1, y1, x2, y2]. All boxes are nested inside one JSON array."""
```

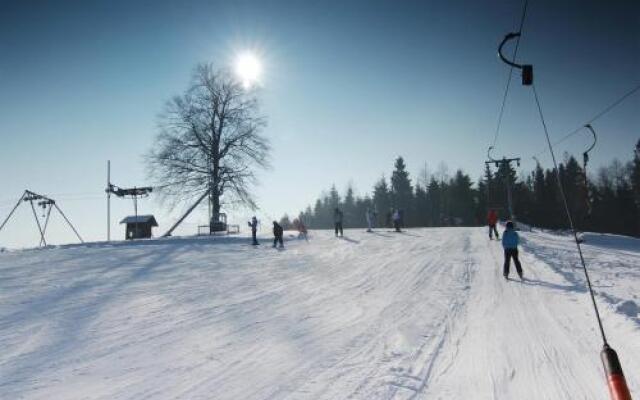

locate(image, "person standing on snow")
[[392, 209, 402, 232], [365, 207, 375, 232], [294, 218, 308, 241], [333, 208, 344, 237], [487, 209, 499, 240], [248, 216, 259, 245], [272, 221, 284, 248], [502, 221, 523, 280]]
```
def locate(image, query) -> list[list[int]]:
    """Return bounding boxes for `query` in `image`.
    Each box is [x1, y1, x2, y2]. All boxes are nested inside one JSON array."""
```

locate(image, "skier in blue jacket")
[[502, 221, 523, 279]]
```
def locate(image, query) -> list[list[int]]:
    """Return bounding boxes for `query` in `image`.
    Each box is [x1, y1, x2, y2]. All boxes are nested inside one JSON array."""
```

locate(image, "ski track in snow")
[[0, 228, 638, 399]]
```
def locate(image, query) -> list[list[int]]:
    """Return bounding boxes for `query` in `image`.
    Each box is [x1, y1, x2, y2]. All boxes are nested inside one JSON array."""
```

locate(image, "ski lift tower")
[[486, 146, 520, 222], [0, 190, 84, 247], [105, 161, 153, 241]]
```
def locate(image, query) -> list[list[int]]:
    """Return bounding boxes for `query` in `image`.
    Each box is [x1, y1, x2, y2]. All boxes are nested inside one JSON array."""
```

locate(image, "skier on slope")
[[248, 216, 259, 245], [502, 221, 523, 280], [293, 218, 308, 241], [487, 209, 499, 240], [365, 207, 375, 232], [333, 208, 344, 237], [272, 221, 284, 248], [392, 209, 402, 232]]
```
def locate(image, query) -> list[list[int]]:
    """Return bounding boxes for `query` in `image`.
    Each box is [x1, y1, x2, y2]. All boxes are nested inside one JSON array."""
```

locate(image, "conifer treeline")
[[284, 140, 640, 237]]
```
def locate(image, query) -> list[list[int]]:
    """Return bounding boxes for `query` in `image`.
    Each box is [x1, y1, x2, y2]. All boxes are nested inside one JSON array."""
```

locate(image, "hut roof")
[[119, 215, 158, 226]]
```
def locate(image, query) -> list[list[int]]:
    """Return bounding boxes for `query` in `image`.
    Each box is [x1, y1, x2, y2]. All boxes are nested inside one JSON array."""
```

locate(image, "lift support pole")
[[162, 191, 210, 237], [485, 152, 521, 222]]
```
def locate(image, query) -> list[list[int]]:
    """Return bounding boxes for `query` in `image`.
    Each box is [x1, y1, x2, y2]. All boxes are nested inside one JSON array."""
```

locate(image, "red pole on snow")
[[601, 344, 632, 400]]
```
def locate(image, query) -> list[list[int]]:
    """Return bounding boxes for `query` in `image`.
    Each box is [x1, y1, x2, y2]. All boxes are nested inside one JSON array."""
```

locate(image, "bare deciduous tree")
[[147, 64, 270, 220]]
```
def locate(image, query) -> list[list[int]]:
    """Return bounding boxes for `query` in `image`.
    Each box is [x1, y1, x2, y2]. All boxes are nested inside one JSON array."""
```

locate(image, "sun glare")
[[235, 52, 262, 88]]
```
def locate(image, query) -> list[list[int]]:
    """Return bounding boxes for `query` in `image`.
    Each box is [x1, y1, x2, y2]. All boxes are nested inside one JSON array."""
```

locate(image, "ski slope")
[[0, 227, 638, 399]]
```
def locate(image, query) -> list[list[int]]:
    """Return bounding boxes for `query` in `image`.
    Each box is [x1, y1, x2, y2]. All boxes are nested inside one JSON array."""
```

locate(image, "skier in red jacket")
[[487, 209, 499, 240]]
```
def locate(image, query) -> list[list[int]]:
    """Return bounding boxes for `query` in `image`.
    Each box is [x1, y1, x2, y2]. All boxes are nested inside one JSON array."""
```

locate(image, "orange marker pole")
[[601, 344, 632, 400]]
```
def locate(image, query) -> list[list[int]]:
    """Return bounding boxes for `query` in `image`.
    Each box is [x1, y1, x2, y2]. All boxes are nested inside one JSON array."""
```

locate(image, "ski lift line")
[[530, 82, 640, 159], [531, 83, 608, 346], [490, 0, 529, 149]]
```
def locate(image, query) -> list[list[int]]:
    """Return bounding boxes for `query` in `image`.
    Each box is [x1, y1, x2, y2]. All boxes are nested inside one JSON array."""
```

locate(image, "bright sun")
[[235, 52, 262, 88]]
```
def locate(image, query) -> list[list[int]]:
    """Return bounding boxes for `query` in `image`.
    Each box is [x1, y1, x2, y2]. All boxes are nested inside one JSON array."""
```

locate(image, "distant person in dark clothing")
[[502, 221, 523, 279], [273, 221, 284, 248], [365, 207, 375, 232], [248, 216, 259, 245], [333, 208, 344, 237], [487, 209, 499, 240], [293, 218, 308, 241], [392, 209, 402, 232]]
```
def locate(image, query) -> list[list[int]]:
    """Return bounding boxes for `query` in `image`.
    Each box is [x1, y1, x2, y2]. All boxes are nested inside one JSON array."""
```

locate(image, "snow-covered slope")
[[0, 228, 638, 399]]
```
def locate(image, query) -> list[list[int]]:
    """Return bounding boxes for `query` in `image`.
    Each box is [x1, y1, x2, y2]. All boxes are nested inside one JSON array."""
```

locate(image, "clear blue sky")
[[1, 0, 638, 247]]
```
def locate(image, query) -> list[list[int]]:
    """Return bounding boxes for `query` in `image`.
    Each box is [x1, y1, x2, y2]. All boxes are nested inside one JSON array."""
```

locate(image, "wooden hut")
[[120, 215, 158, 240]]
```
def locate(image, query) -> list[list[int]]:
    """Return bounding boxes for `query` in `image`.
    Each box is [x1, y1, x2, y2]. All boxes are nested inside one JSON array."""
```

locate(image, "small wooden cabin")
[[120, 215, 158, 240]]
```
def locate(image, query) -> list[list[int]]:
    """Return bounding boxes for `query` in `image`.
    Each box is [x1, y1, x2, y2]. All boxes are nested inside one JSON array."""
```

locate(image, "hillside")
[[1, 227, 638, 399]]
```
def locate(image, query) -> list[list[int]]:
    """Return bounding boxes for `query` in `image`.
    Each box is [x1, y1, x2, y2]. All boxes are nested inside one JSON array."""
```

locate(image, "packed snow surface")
[[1, 227, 638, 399]]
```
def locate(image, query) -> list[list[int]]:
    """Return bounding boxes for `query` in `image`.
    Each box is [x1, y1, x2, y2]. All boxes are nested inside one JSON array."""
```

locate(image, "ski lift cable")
[[530, 82, 640, 160], [531, 83, 608, 346], [490, 0, 529, 149], [496, 10, 632, 398]]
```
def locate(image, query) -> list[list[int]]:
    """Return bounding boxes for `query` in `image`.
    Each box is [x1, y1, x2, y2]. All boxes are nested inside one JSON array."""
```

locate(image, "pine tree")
[[343, 184, 356, 228], [531, 163, 545, 225], [475, 178, 488, 226], [301, 206, 314, 227], [448, 170, 475, 225], [312, 199, 324, 228], [478, 164, 496, 223], [615, 178, 636, 236], [373, 176, 392, 227], [279, 214, 292, 230], [414, 184, 429, 226], [391, 156, 414, 222], [631, 139, 640, 236], [494, 160, 517, 220], [298, 147, 640, 237], [328, 185, 341, 209], [427, 177, 442, 225], [513, 173, 534, 226], [562, 156, 589, 230], [542, 169, 562, 229]]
